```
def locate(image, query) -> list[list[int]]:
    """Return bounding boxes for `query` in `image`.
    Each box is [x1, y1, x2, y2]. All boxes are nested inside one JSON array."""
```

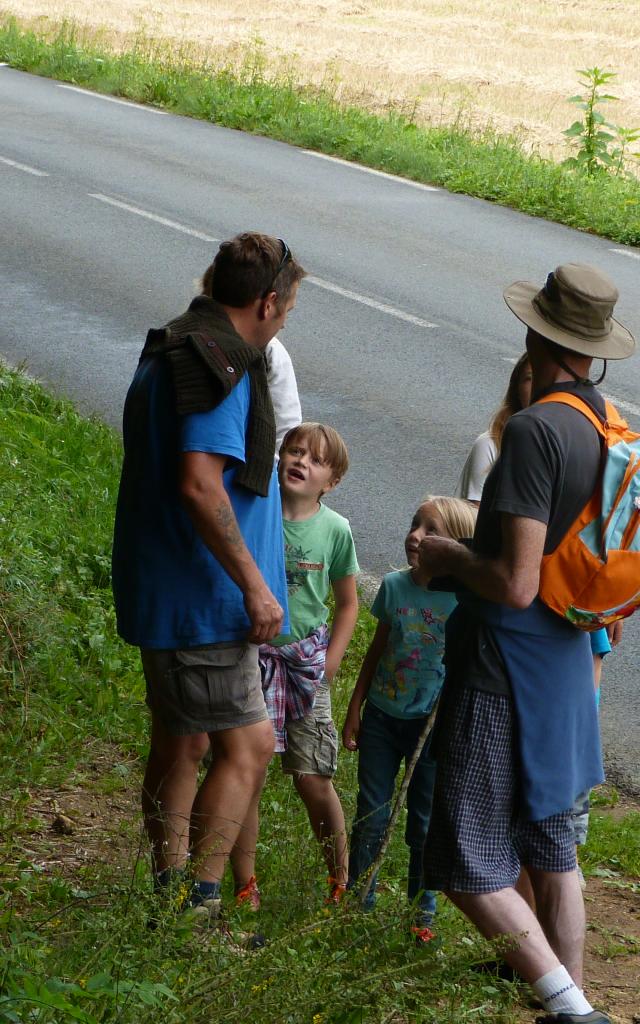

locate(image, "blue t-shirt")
[[112, 357, 289, 649], [368, 570, 457, 719]]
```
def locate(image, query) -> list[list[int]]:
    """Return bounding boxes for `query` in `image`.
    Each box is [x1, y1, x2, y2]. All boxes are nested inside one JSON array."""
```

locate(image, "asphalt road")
[[1, 67, 639, 792]]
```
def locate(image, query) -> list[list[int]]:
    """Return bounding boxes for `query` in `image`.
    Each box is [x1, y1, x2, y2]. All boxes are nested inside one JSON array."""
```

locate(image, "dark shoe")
[[535, 1012, 611, 1024]]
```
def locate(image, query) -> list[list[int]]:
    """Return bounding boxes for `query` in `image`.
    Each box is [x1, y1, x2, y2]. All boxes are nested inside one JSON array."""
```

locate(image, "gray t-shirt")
[[474, 381, 605, 558]]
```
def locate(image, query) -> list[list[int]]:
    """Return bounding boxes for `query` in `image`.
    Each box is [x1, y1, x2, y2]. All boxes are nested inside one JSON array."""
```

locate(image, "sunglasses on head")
[[262, 238, 291, 297]]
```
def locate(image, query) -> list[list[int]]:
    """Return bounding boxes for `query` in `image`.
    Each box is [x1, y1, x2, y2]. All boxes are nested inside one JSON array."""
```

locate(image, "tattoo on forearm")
[[214, 503, 244, 548]]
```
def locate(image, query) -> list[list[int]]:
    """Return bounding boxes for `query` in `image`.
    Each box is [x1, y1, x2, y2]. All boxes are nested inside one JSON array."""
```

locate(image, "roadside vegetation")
[[1, 367, 639, 1023], [1, 18, 640, 246]]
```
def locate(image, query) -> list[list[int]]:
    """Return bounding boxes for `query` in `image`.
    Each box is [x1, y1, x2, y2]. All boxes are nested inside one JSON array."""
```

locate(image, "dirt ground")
[[2, 1, 640, 161], [17, 763, 640, 1024]]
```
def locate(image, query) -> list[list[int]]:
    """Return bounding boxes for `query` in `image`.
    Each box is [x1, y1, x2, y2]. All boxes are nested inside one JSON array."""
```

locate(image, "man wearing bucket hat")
[[419, 263, 634, 1024]]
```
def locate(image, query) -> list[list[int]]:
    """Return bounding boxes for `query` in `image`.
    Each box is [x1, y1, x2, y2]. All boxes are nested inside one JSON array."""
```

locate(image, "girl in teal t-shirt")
[[343, 496, 477, 941]]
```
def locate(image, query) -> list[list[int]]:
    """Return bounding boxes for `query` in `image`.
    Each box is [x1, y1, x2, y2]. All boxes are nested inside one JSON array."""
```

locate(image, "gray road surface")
[[1, 68, 639, 791]]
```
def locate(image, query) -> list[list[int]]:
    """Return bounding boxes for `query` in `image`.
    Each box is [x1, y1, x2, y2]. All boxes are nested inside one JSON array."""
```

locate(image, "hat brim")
[[504, 280, 635, 360]]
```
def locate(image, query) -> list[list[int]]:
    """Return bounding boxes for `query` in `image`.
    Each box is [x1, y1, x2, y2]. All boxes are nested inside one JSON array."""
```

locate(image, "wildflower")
[[174, 881, 190, 908], [313, 1015, 325, 1023]]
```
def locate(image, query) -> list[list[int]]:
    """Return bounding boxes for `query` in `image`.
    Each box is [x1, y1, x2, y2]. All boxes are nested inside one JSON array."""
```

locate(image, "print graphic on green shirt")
[[285, 542, 316, 592], [279, 504, 359, 643]]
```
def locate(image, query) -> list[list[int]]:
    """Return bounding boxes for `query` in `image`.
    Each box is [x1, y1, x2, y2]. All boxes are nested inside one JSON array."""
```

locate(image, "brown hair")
[[488, 352, 531, 452], [280, 422, 350, 480], [420, 495, 477, 541], [201, 232, 306, 309]]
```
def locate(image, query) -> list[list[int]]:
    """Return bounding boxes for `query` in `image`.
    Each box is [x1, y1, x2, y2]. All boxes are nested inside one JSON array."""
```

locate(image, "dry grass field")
[[3, 1, 640, 161]]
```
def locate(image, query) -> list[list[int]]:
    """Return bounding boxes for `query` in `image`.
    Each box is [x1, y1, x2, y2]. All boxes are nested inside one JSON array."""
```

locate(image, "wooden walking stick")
[[359, 699, 440, 907]]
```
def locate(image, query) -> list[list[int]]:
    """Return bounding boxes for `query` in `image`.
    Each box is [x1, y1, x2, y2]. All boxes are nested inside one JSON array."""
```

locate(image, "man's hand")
[[244, 584, 284, 644], [181, 452, 284, 642], [418, 535, 460, 577], [607, 620, 624, 647]]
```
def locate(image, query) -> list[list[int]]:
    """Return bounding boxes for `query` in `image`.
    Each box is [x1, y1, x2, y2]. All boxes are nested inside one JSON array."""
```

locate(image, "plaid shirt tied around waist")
[[260, 624, 329, 752]]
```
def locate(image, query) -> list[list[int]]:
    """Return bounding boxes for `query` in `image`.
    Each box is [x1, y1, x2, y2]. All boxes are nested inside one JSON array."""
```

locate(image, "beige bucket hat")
[[504, 262, 635, 360]]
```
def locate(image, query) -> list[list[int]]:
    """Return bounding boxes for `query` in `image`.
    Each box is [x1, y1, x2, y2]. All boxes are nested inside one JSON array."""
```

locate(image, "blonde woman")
[[456, 353, 532, 503]]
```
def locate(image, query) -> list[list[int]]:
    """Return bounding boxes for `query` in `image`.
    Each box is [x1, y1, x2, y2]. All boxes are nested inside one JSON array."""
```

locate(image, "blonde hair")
[[280, 422, 349, 480], [420, 495, 477, 540], [489, 352, 531, 452]]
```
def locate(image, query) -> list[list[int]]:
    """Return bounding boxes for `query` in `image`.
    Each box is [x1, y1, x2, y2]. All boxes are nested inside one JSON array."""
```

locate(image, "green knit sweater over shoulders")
[[140, 295, 276, 497]]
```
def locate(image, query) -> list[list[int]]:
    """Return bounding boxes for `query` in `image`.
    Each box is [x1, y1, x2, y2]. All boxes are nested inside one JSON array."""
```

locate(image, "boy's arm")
[[342, 620, 391, 751], [324, 574, 359, 683]]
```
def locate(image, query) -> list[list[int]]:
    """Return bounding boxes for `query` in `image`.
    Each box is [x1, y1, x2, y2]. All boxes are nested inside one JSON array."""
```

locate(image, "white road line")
[[303, 150, 439, 192], [0, 154, 48, 177], [609, 248, 640, 261], [88, 194, 220, 242], [57, 83, 167, 115], [88, 194, 436, 328], [308, 275, 437, 329]]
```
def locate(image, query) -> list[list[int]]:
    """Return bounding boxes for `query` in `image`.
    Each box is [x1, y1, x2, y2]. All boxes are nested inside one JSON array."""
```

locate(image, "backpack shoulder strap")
[[535, 392, 607, 438]]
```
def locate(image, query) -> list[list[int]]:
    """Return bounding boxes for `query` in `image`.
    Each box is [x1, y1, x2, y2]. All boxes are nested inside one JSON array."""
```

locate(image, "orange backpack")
[[536, 392, 640, 631]]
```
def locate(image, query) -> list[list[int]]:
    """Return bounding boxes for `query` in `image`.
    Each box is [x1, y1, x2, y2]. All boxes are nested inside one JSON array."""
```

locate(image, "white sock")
[[532, 966, 593, 1015]]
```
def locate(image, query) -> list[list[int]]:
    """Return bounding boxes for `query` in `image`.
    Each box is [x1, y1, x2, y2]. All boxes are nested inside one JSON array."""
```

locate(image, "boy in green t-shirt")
[[231, 422, 359, 907]]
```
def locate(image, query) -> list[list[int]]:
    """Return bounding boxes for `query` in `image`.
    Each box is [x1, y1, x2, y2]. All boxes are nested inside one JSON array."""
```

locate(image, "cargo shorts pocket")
[[312, 718, 339, 776], [172, 645, 253, 723]]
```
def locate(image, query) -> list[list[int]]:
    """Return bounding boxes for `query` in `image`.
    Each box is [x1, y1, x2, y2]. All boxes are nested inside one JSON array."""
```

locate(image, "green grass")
[[0, 361, 638, 1023], [0, 363, 521, 1023], [2, 17, 640, 246]]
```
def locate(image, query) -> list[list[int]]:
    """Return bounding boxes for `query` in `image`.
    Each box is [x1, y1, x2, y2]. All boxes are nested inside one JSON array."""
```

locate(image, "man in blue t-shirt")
[[112, 233, 306, 921], [419, 264, 635, 1024]]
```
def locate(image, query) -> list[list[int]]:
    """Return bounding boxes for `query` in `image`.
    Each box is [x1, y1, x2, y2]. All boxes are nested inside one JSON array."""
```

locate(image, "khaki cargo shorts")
[[141, 642, 268, 735], [281, 682, 338, 777]]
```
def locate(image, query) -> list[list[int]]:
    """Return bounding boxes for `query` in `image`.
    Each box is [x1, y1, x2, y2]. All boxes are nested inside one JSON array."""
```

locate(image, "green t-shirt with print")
[[279, 504, 359, 643]]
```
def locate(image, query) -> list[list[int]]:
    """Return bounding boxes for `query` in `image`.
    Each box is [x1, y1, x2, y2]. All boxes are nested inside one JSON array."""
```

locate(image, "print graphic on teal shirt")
[[369, 570, 456, 719]]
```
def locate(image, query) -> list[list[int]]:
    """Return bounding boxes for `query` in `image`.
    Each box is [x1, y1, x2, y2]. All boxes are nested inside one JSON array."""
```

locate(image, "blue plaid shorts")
[[423, 688, 576, 893]]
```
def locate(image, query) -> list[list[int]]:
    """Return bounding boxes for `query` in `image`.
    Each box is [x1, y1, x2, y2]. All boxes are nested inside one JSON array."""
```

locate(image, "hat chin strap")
[[542, 336, 607, 386]]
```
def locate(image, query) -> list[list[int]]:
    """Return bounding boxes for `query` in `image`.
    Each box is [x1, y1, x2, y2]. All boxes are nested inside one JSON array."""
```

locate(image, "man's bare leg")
[[190, 719, 274, 883], [527, 866, 585, 987], [450, 887, 599, 1017], [448, 887, 560, 982], [293, 774, 348, 884], [142, 715, 210, 872], [515, 866, 536, 911]]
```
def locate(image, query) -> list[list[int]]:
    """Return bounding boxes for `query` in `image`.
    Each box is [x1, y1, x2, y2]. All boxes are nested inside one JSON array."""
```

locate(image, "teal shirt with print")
[[279, 503, 359, 643], [368, 570, 456, 719]]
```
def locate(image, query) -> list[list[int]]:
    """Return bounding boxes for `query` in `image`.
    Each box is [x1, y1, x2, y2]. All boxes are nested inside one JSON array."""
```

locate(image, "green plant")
[[2, 18, 640, 244], [563, 66, 640, 177], [610, 123, 640, 176]]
